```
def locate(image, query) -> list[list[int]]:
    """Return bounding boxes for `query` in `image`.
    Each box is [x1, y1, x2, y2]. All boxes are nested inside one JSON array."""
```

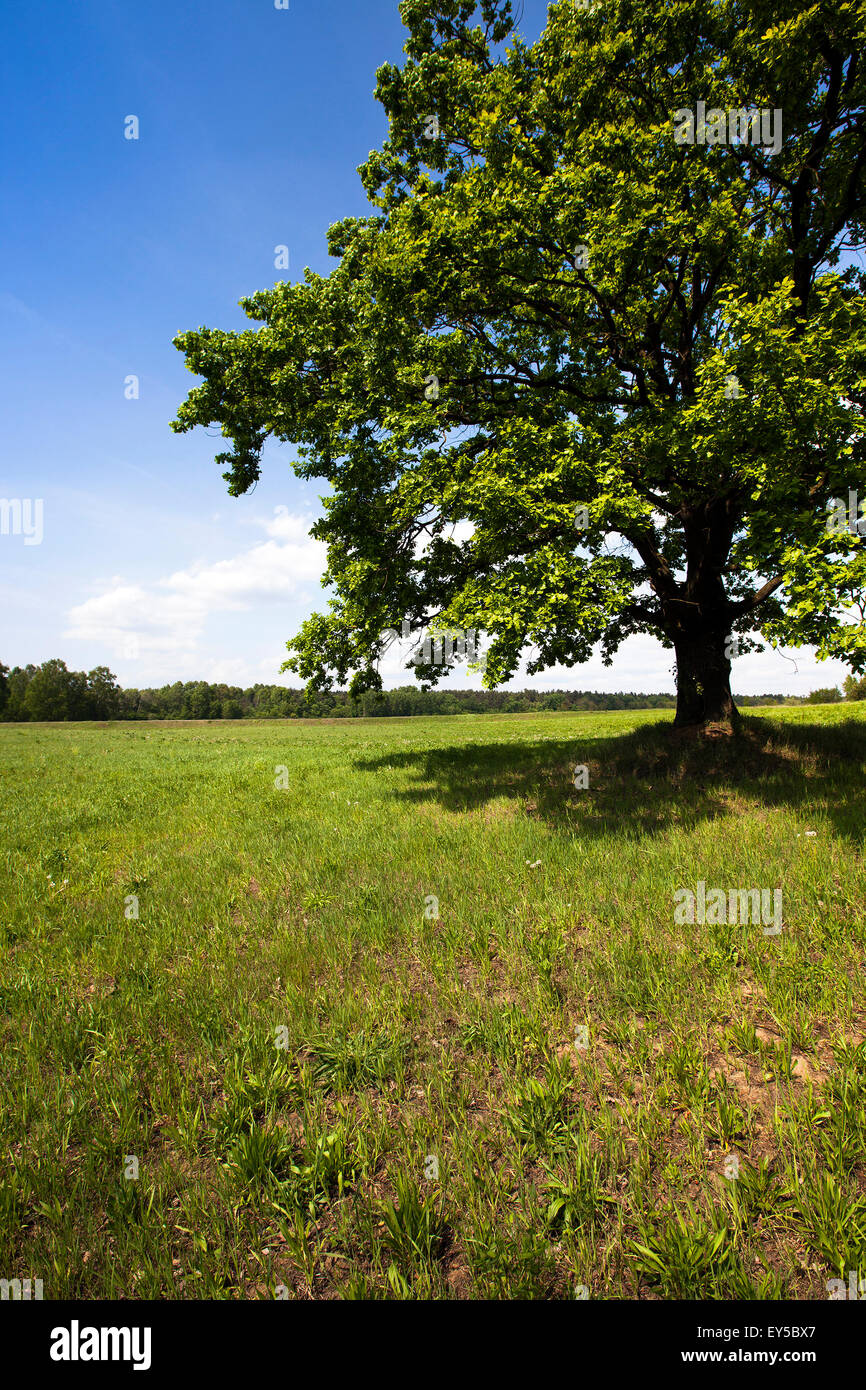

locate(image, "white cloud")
[[412, 518, 476, 559], [63, 505, 850, 697], [374, 628, 849, 695], [64, 512, 326, 660]]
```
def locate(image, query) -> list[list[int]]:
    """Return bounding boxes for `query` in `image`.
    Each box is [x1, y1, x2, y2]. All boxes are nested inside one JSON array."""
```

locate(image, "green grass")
[[1, 704, 865, 1299]]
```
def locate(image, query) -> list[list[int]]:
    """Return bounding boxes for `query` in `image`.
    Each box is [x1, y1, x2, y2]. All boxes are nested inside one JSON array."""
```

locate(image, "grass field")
[[1, 705, 865, 1300]]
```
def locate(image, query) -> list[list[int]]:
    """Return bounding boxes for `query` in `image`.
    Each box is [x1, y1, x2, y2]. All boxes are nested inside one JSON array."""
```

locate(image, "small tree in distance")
[[806, 686, 842, 703]]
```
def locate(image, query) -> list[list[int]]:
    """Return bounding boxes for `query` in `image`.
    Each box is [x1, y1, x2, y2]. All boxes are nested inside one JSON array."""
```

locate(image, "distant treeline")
[[3, 658, 855, 722]]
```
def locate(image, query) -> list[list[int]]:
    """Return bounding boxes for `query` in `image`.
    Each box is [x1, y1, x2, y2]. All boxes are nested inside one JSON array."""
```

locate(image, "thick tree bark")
[[672, 626, 739, 728], [630, 498, 744, 730]]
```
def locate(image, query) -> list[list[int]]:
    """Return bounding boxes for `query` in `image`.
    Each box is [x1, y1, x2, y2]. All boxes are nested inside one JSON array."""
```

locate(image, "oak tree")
[[173, 0, 866, 727]]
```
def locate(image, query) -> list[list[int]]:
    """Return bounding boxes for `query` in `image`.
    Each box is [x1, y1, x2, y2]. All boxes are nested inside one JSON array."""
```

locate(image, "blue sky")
[[0, 0, 849, 696]]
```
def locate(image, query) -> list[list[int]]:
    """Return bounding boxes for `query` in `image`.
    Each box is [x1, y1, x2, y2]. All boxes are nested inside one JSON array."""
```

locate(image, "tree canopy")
[[0, 661, 121, 722], [172, 0, 866, 726]]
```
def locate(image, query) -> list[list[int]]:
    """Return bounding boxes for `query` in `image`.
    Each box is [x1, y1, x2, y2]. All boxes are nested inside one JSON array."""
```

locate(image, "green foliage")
[[843, 672, 866, 700], [1, 661, 121, 721], [379, 1171, 444, 1270], [226, 1125, 295, 1188], [306, 1027, 406, 1092], [541, 1138, 612, 1233], [631, 1203, 734, 1299], [172, 0, 866, 719], [793, 1171, 866, 1278], [504, 1063, 574, 1152], [806, 687, 842, 704], [465, 1223, 559, 1300]]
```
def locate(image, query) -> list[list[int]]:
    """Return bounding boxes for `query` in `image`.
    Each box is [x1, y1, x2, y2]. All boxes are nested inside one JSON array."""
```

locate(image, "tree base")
[[673, 630, 740, 734], [671, 714, 741, 739]]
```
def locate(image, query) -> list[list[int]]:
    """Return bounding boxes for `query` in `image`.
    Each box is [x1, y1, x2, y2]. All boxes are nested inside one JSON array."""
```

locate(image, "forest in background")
[[1, 658, 860, 721]]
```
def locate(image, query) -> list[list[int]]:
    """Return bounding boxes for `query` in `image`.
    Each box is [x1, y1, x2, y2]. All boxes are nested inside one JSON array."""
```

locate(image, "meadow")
[[1, 704, 865, 1300]]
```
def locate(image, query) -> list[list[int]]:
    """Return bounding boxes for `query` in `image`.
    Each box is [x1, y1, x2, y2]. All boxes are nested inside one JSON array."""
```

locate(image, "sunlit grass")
[[1, 704, 864, 1298]]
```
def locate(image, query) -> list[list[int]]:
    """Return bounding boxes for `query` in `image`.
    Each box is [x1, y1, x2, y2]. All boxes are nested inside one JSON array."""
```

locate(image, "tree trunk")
[[673, 626, 739, 729]]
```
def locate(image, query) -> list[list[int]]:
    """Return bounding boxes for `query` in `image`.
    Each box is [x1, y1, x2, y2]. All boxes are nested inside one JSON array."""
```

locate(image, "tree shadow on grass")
[[353, 715, 866, 845]]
